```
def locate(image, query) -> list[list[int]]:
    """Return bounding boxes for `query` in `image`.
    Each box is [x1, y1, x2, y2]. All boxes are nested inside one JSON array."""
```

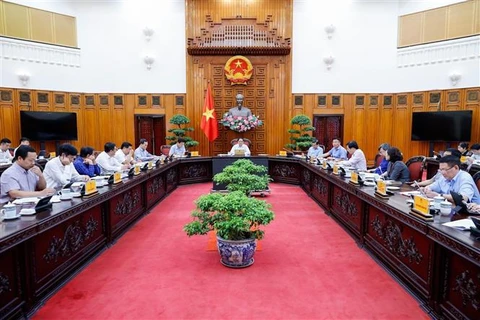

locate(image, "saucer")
[[71, 192, 82, 198], [3, 214, 21, 220], [60, 196, 73, 201], [20, 208, 36, 215]]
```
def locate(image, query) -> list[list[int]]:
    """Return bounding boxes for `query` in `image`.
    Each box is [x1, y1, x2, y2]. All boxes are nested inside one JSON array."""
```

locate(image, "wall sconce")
[[144, 55, 155, 70], [323, 55, 335, 70], [143, 27, 154, 42], [18, 72, 30, 86], [324, 24, 336, 39], [449, 73, 461, 86]]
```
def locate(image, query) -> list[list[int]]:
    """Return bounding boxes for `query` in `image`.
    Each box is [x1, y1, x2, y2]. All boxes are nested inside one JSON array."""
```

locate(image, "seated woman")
[[457, 142, 469, 157], [382, 147, 410, 183], [74, 146, 101, 177]]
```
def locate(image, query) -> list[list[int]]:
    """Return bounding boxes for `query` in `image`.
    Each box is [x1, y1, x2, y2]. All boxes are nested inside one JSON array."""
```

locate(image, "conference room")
[[0, 0, 479, 319]]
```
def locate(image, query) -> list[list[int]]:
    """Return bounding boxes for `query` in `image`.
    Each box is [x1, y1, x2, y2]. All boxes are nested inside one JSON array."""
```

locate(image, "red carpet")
[[33, 182, 428, 320]]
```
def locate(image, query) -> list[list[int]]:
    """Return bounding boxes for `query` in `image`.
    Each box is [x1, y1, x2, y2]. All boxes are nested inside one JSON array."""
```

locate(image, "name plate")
[[279, 151, 287, 156], [134, 166, 140, 175], [114, 172, 122, 184], [322, 160, 327, 169], [413, 195, 430, 215], [148, 161, 153, 170], [376, 180, 387, 196], [191, 151, 199, 157], [350, 172, 359, 184], [460, 156, 467, 163], [84, 180, 97, 196], [333, 165, 339, 175]]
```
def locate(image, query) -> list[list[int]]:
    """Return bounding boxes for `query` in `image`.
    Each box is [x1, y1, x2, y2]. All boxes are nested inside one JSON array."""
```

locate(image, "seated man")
[[0, 137, 13, 163], [416, 148, 461, 187], [317, 138, 348, 160], [169, 138, 186, 157], [341, 140, 367, 171], [0, 145, 56, 204], [116, 141, 136, 165], [423, 155, 480, 204], [43, 143, 90, 189], [228, 138, 251, 156], [307, 140, 323, 159], [96, 142, 129, 174], [134, 138, 154, 161], [74, 146, 101, 177], [467, 143, 480, 162], [13, 137, 30, 158]]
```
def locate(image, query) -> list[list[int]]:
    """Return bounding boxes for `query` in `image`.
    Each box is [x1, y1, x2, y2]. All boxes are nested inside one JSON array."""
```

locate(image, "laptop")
[[35, 195, 53, 213]]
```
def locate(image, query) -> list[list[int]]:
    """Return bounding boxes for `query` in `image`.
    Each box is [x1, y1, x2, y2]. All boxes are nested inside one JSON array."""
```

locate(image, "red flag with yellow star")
[[200, 82, 218, 142]]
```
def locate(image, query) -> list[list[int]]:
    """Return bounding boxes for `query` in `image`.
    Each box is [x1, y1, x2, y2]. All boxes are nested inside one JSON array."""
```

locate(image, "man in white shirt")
[[13, 137, 30, 158], [43, 143, 90, 190], [341, 140, 367, 171], [0, 138, 13, 163], [134, 139, 154, 161], [115, 141, 136, 165], [228, 138, 251, 156], [96, 142, 130, 174], [169, 138, 186, 157]]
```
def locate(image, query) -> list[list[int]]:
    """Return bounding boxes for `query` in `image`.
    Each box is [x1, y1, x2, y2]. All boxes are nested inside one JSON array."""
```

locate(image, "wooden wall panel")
[[399, 0, 480, 47], [447, 0, 476, 39], [30, 8, 53, 44], [3, 1, 30, 39]]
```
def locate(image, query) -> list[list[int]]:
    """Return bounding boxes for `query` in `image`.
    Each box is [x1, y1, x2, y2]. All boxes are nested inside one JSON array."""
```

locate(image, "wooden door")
[[135, 116, 165, 155], [313, 115, 343, 151]]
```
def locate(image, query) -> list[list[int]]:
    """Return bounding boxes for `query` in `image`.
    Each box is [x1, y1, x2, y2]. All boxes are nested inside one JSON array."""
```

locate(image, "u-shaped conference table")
[[0, 156, 478, 319]]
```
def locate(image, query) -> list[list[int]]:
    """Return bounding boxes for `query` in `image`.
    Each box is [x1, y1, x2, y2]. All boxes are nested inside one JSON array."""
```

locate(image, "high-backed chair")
[[368, 154, 384, 170], [473, 171, 480, 193], [230, 138, 251, 147], [161, 145, 171, 156], [405, 156, 426, 182]]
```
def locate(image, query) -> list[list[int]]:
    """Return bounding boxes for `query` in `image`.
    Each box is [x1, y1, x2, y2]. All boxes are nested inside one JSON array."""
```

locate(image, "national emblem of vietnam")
[[224, 55, 253, 85]]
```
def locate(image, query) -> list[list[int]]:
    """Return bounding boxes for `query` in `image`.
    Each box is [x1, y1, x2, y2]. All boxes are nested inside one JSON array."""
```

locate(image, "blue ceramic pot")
[[216, 236, 257, 268]]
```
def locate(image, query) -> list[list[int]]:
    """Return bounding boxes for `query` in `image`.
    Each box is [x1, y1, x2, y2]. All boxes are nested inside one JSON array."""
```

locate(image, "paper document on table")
[[12, 197, 39, 204], [442, 219, 475, 230], [400, 191, 422, 197]]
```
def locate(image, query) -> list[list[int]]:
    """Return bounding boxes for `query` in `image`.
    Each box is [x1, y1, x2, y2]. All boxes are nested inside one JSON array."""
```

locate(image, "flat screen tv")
[[20, 111, 78, 141], [411, 111, 472, 142]]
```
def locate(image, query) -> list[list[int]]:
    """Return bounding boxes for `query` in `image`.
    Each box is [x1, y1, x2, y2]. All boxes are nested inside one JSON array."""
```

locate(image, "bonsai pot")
[[217, 236, 257, 268]]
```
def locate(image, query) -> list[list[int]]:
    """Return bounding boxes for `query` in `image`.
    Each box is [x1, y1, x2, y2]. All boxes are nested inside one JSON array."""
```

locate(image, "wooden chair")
[[473, 171, 480, 193], [405, 156, 426, 182], [160, 145, 171, 156], [368, 154, 384, 170], [230, 138, 251, 146]]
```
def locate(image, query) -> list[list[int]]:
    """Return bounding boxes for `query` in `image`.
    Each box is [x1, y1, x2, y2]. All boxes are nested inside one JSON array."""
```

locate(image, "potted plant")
[[285, 114, 315, 152], [212, 159, 271, 195], [183, 191, 274, 268], [166, 114, 199, 148]]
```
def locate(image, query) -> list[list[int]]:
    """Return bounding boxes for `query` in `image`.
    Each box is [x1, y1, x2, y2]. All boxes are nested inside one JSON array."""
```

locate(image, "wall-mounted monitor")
[[20, 111, 78, 141], [411, 111, 472, 142]]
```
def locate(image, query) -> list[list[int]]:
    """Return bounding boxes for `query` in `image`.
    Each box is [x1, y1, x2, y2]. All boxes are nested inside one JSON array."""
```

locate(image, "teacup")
[[440, 201, 452, 216], [1, 203, 17, 219]]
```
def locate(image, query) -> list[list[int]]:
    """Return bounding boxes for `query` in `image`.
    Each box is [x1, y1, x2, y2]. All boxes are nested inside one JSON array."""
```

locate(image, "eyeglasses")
[[438, 166, 454, 172]]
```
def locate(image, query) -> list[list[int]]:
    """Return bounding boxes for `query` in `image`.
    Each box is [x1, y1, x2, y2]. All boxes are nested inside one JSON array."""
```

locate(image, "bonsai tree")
[[285, 114, 315, 151], [213, 159, 271, 195], [166, 114, 199, 148], [184, 191, 274, 241]]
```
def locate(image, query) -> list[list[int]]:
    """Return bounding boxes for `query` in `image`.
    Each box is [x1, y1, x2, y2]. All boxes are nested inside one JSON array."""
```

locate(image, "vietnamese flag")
[[201, 82, 219, 142]]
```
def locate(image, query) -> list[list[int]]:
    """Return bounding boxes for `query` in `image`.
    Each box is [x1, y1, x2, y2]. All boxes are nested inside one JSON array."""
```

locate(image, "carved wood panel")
[[440, 251, 480, 319], [33, 206, 104, 285], [366, 206, 431, 289], [210, 63, 267, 155], [0, 247, 22, 318], [146, 173, 166, 207], [331, 186, 362, 236], [109, 185, 143, 236], [311, 174, 329, 208]]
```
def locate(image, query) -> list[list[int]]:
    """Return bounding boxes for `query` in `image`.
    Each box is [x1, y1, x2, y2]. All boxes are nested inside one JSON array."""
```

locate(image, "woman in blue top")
[[74, 146, 101, 177], [383, 147, 410, 183]]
